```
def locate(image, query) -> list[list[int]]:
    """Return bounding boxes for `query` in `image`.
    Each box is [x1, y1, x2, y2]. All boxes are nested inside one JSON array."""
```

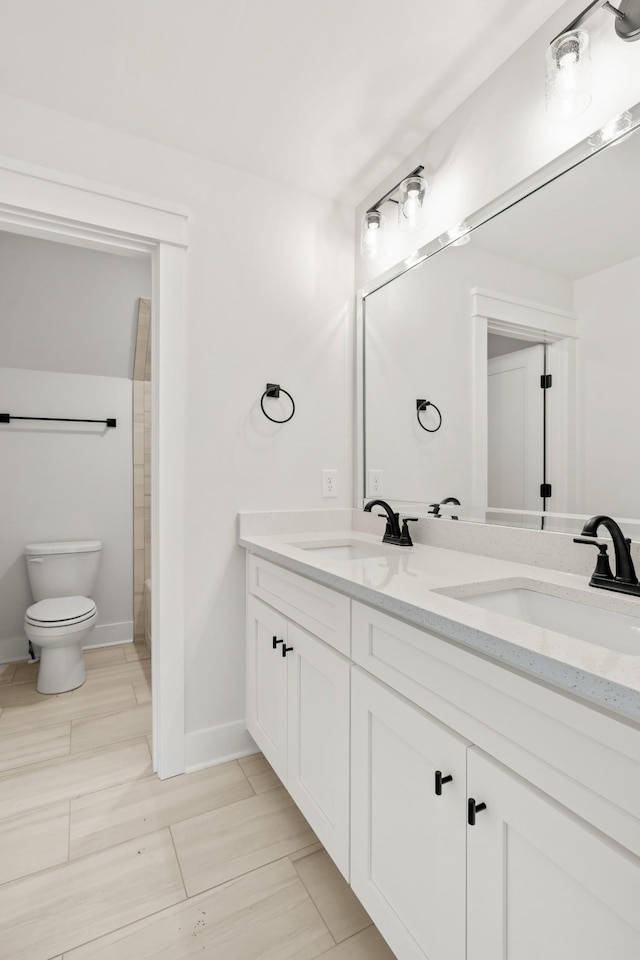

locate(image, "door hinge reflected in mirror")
[[540, 483, 552, 498], [540, 374, 552, 388]]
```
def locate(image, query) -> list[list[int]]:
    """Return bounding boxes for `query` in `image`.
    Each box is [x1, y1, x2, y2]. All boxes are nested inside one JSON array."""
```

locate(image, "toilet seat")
[[25, 596, 97, 627]]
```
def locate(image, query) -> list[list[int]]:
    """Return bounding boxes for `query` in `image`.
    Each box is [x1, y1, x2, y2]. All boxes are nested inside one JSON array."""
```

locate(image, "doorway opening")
[[471, 288, 577, 529], [0, 159, 187, 777]]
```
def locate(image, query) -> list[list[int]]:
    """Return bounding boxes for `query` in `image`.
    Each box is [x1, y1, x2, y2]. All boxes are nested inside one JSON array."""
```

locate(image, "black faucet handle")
[[428, 503, 441, 517], [573, 538, 614, 581], [399, 518, 418, 546]]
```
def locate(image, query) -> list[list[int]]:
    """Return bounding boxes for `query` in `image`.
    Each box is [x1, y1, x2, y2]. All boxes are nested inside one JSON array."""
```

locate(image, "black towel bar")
[[0, 414, 117, 428]]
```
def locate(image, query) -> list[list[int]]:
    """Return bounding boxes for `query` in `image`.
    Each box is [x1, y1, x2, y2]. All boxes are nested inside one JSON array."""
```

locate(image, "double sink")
[[293, 538, 640, 656]]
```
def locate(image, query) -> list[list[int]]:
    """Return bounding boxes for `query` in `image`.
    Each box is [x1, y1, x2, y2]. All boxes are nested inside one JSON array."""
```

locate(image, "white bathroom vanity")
[[240, 511, 640, 960]]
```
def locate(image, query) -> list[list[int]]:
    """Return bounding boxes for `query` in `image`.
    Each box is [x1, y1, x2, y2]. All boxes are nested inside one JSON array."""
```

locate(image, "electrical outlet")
[[368, 469, 383, 496], [322, 469, 338, 498]]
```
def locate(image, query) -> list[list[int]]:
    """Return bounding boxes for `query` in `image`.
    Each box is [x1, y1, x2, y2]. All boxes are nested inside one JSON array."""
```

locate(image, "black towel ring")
[[416, 399, 442, 433], [260, 383, 295, 424]]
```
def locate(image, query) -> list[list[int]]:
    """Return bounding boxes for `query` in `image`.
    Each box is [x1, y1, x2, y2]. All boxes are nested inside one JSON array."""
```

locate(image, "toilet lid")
[[26, 596, 96, 625]]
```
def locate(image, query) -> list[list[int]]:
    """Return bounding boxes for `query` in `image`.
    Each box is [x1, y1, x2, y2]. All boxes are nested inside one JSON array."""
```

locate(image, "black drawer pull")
[[467, 798, 487, 825], [272, 636, 284, 650], [282, 645, 294, 657], [435, 770, 453, 795]]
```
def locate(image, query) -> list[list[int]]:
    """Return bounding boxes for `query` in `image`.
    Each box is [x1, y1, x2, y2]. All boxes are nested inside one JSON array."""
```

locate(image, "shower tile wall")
[[132, 298, 151, 644]]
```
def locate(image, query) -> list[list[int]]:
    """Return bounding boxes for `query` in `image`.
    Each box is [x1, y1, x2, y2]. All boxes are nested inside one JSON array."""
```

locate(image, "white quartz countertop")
[[239, 527, 640, 723]]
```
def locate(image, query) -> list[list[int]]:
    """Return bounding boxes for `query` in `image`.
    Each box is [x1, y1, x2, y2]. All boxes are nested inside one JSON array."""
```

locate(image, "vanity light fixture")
[[361, 165, 425, 259], [546, 29, 592, 118], [588, 109, 634, 145], [361, 209, 386, 260], [546, 1, 640, 118], [439, 222, 471, 247], [398, 173, 427, 232]]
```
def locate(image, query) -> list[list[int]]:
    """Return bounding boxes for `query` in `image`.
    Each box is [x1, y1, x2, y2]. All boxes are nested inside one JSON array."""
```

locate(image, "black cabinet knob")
[[435, 770, 453, 795], [272, 636, 284, 650], [282, 645, 294, 658], [467, 798, 487, 825]]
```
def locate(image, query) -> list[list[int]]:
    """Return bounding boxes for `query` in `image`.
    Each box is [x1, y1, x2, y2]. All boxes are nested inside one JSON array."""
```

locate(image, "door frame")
[[470, 287, 577, 521], [0, 154, 189, 778]]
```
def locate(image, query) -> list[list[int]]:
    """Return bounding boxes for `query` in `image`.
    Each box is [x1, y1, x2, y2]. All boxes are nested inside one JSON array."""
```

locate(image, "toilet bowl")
[[24, 596, 97, 694], [24, 540, 102, 695]]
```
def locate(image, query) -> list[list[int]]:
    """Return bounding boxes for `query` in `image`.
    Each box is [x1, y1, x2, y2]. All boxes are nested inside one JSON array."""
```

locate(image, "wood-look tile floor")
[[0, 642, 396, 959]]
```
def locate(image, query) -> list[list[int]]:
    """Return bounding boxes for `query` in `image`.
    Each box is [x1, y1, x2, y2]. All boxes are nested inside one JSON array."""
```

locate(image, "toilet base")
[[37, 642, 86, 694]]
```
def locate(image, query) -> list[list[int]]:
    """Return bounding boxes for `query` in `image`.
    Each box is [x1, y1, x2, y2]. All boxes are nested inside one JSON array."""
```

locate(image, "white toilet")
[[24, 540, 102, 694]]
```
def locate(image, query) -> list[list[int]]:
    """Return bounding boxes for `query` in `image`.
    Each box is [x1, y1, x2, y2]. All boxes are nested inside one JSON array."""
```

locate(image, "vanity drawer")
[[351, 600, 640, 855], [248, 556, 350, 655]]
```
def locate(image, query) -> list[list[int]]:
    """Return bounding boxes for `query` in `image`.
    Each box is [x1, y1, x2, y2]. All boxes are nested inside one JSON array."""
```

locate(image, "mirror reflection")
[[363, 115, 640, 532]]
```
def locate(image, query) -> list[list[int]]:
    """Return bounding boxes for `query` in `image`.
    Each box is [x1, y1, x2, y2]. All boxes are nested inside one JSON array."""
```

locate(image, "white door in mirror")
[[488, 344, 545, 511]]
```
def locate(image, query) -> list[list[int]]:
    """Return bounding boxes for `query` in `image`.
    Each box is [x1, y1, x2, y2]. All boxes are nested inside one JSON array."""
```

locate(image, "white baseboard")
[[85, 621, 133, 649], [1, 620, 134, 663], [0, 636, 29, 663], [185, 720, 258, 773]]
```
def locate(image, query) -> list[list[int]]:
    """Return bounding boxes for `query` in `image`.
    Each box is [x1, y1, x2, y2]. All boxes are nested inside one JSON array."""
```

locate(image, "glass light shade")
[[361, 209, 385, 259], [546, 30, 591, 119], [398, 174, 427, 231], [588, 111, 634, 148], [440, 222, 470, 247]]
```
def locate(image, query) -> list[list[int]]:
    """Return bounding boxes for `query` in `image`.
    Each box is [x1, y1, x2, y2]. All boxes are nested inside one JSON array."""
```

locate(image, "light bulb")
[[557, 37, 579, 68], [545, 30, 591, 119], [398, 175, 427, 231], [361, 209, 385, 259]]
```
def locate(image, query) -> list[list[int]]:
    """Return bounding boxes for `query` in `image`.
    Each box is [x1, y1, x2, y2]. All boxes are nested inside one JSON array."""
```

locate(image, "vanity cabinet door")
[[466, 747, 640, 960], [351, 668, 468, 960], [246, 596, 288, 782], [287, 621, 351, 879]]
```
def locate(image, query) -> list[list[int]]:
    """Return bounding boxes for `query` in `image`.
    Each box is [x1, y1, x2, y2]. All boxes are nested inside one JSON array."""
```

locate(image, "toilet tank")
[[24, 540, 102, 600]]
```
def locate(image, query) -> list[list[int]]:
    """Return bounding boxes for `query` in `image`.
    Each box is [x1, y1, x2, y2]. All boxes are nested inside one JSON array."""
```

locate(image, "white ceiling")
[[0, 0, 566, 202]]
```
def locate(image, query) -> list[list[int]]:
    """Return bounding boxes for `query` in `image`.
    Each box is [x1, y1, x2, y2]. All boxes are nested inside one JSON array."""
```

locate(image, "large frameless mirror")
[[360, 104, 640, 535]]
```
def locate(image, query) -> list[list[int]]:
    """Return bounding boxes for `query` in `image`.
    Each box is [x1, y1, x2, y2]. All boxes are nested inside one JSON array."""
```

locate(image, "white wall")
[[0, 231, 150, 377], [365, 245, 571, 505], [0, 368, 133, 660], [4, 0, 633, 767], [0, 93, 353, 765], [356, 1, 640, 288], [574, 255, 640, 519]]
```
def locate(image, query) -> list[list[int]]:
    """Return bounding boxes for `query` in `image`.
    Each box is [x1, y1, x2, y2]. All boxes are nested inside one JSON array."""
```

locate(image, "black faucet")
[[574, 515, 640, 596], [363, 500, 417, 547], [428, 497, 460, 520], [439, 497, 460, 520]]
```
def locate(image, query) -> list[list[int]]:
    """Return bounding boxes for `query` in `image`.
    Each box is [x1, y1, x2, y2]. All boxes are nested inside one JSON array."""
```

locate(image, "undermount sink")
[[460, 587, 640, 655], [292, 539, 392, 561]]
